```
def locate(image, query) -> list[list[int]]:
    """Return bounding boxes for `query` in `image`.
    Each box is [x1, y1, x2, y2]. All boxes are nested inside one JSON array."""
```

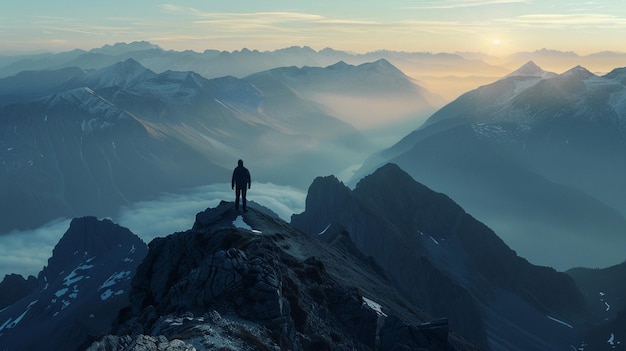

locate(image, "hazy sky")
[[1, 0, 625, 55]]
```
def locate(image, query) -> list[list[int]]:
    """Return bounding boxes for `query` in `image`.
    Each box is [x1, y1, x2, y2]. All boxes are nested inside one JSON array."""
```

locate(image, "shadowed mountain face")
[[0, 217, 148, 351], [293, 163, 590, 351], [567, 261, 626, 351], [0, 58, 377, 232], [353, 63, 626, 270]]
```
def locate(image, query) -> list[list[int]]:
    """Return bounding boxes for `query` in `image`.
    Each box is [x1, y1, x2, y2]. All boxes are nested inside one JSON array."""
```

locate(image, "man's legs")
[[241, 187, 247, 212], [235, 186, 241, 210]]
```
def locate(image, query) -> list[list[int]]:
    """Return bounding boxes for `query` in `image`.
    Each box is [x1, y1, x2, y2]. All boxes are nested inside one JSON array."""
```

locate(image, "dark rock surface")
[[292, 163, 590, 351], [0, 274, 37, 310], [0, 217, 148, 351], [568, 261, 626, 350], [88, 201, 476, 351]]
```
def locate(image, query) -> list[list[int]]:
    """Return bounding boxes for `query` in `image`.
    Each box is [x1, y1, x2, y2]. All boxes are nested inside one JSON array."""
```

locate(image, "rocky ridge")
[[87, 201, 477, 351], [293, 163, 589, 351]]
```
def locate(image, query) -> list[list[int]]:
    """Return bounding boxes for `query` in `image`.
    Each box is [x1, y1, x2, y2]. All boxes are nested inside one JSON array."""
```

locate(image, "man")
[[231, 159, 251, 212]]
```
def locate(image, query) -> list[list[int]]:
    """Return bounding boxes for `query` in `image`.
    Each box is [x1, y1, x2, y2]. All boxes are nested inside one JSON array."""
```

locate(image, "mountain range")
[[353, 61, 626, 270], [3, 42, 626, 101], [2, 41, 626, 350], [0, 56, 434, 233], [2, 164, 624, 350]]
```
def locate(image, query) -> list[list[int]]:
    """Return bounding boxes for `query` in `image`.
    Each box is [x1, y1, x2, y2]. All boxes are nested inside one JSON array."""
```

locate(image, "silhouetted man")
[[231, 159, 251, 212]]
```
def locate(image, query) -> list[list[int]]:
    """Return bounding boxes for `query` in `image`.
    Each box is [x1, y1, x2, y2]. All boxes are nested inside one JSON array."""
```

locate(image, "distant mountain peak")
[[327, 60, 351, 70], [90, 41, 161, 55], [84, 58, 156, 89], [505, 60, 556, 79], [561, 65, 596, 79]]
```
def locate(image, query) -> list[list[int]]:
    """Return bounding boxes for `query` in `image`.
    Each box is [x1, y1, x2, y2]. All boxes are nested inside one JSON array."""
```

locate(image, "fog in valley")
[[0, 182, 306, 278]]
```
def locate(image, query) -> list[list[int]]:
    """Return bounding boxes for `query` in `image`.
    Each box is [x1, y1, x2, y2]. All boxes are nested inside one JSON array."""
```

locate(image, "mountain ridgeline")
[[353, 61, 626, 270], [293, 163, 590, 351]]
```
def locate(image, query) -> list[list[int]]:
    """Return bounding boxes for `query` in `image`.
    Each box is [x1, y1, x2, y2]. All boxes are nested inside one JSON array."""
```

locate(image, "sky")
[[1, 0, 626, 56]]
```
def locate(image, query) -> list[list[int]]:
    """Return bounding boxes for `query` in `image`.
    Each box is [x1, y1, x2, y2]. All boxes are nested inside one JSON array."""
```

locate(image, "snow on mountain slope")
[[0, 217, 148, 351]]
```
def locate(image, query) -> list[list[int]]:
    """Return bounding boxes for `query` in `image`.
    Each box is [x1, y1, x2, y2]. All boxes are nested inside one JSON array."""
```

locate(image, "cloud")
[[0, 218, 72, 279], [402, 0, 531, 10], [508, 13, 626, 28], [0, 182, 306, 279]]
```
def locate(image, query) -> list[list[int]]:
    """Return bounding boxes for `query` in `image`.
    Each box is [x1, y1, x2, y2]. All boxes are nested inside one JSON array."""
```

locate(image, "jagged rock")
[[0, 274, 37, 310], [292, 163, 590, 351], [0, 217, 148, 351], [93, 201, 465, 350]]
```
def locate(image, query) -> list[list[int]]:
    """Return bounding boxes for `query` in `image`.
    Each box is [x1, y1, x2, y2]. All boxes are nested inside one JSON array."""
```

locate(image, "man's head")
[[238, 159, 243, 166]]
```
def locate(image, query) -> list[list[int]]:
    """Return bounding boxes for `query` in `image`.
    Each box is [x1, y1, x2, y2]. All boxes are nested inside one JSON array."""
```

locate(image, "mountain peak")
[[505, 60, 556, 79], [84, 58, 156, 89], [561, 65, 595, 79], [90, 41, 161, 55], [0, 216, 147, 351], [45, 217, 145, 277]]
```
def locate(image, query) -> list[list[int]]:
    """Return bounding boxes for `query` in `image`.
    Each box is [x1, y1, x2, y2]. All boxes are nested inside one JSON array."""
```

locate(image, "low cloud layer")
[[0, 182, 307, 278]]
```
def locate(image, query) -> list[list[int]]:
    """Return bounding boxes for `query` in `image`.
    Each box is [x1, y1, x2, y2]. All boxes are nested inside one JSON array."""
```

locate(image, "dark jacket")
[[232, 165, 251, 188]]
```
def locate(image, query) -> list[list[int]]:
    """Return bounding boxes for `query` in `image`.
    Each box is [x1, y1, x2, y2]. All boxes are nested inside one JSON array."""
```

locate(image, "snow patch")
[[233, 215, 261, 233], [55, 288, 69, 298], [100, 289, 125, 301], [63, 263, 95, 286], [362, 297, 388, 317], [430, 236, 440, 245], [547, 315, 573, 328], [319, 223, 331, 235], [0, 300, 38, 331], [99, 271, 132, 290]]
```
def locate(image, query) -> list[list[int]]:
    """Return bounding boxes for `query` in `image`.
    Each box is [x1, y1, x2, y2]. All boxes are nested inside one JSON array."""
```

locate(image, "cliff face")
[[292, 163, 590, 351], [88, 201, 474, 351]]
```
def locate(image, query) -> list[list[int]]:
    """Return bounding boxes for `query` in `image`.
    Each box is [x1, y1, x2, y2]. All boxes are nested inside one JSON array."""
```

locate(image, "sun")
[[492, 38, 502, 46]]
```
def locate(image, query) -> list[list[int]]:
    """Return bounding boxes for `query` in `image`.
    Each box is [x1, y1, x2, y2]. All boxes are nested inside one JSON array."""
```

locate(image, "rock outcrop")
[[88, 201, 475, 351], [0, 274, 37, 310], [292, 163, 590, 351]]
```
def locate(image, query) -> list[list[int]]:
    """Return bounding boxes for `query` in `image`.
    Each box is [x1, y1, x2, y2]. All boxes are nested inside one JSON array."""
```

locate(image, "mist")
[[0, 182, 307, 279]]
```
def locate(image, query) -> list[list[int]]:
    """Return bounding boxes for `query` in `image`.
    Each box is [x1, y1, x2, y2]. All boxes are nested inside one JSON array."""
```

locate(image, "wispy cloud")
[[504, 13, 626, 28], [402, 0, 532, 10]]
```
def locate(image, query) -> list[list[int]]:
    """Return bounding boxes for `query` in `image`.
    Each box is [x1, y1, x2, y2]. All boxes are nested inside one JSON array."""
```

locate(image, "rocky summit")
[[87, 201, 477, 351]]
